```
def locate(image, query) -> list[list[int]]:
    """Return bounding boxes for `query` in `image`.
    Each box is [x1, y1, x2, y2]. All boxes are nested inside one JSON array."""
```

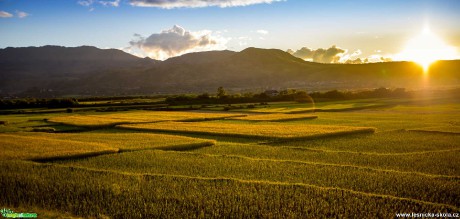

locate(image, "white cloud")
[[99, 0, 121, 7], [368, 54, 393, 63], [344, 54, 393, 64], [78, 0, 95, 6], [289, 46, 395, 64], [0, 11, 13, 18], [288, 45, 346, 63], [78, 0, 120, 7], [16, 11, 29, 18], [256, 29, 269, 35], [339, 49, 361, 63], [129, 25, 227, 60], [129, 0, 284, 9]]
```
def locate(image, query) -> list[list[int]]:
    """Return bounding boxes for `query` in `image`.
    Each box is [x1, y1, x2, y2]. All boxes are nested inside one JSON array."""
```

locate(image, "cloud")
[[256, 30, 269, 35], [16, 11, 29, 18], [345, 54, 393, 64], [99, 0, 121, 6], [339, 49, 361, 63], [288, 45, 346, 63], [0, 10, 29, 18], [129, 25, 227, 60], [0, 11, 13, 18], [78, 0, 95, 6], [345, 58, 366, 64], [129, 0, 284, 9], [288, 46, 395, 64], [78, 0, 120, 7]]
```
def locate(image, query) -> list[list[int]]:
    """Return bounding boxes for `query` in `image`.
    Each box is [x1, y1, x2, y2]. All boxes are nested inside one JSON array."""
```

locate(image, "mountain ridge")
[[0, 45, 459, 97]]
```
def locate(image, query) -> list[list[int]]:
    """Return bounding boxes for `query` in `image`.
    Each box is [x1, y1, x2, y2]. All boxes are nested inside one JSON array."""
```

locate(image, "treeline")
[[77, 95, 167, 102], [165, 87, 409, 105], [0, 98, 79, 109], [0, 88, 409, 109], [310, 87, 408, 100]]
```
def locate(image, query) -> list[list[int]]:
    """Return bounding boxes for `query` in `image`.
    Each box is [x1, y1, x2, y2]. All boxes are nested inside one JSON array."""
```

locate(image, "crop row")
[[56, 150, 460, 207], [197, 142, 460, 177], [270, 130, 460, 153], [48, 111, 246, 128], [408, 126, 460, 135], [118, 122, 376, 140], [0, 132, 215, 160], [1, 160, 457, 218], [230, 113, 318, 121], [0, 133, 118, 160]]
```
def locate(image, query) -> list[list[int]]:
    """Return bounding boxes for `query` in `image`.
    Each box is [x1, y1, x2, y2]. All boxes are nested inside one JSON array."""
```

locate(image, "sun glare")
[[397, 27, 457, 71]]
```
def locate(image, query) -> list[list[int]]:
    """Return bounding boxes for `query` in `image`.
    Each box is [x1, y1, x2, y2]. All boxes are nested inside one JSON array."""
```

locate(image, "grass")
[[54, 150, 460, 207], [118, 121, 376, 140], [1, 132, 216, 159], [1, 160, 457, 218], [48, 111, 246, 128], [198, 141, 460, 176], [40, 131, 216, 152], [230, 113, 318, 121], [0, 133, 118, 160], [0, 96, 459, 217], [407, 125, 460, 134], [269, 130, 460, 153], [0, 113, 86, 133]]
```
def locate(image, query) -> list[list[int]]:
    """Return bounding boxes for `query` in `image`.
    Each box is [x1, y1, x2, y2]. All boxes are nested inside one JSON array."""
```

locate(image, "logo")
[[1, 208, 37, 218]]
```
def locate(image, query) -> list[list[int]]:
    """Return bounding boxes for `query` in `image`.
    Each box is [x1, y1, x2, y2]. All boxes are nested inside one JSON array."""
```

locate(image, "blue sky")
[[1, 0, 459, 61]]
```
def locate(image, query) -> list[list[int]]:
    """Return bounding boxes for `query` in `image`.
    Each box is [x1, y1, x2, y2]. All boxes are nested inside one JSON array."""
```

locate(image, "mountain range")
[[1, 45, 459, 98]]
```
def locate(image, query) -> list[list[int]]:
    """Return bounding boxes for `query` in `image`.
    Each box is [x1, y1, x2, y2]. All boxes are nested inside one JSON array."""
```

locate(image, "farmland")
[[0, 96, 459, 218], [229, 113, 318, 121], [118, 122, 376, 140], [48, 111, 246, 128]]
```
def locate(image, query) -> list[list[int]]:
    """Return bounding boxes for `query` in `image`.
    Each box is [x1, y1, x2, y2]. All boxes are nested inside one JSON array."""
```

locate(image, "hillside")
[[0, 46, 459, 97], [0, 46, 157, 96]]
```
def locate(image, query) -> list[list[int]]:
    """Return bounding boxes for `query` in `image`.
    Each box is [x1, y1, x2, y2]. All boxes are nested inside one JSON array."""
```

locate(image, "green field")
[[229, 113, 318, 121], [118, 121, 376, 140], [48, 111, 246, 128], [0, 97, 459, 218]]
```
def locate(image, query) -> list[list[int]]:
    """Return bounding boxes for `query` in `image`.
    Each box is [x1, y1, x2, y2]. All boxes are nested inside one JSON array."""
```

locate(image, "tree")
[[294, 91, 310, 103], [217, 87, 227, 99], [197, 93, 210, 99]]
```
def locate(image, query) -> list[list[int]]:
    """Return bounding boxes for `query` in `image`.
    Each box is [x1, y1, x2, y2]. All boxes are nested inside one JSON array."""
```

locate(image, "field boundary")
[[47, 114, 247, 129], [118, 140, 216, 152], [229, 114, 318, 122], [406, 129, 460, 135], [29, 149, 119, 162], [281, 146, 460, 156]]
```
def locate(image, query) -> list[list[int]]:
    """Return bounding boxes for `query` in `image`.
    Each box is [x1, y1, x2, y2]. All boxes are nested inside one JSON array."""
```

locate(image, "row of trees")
[[165, 87, 409, 105], [0, 87, 409, 109], [0, 98, 79, 109]]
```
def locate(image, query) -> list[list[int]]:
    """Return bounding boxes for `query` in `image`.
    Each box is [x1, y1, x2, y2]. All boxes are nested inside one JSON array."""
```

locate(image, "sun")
[[397, 27, 457, 71]]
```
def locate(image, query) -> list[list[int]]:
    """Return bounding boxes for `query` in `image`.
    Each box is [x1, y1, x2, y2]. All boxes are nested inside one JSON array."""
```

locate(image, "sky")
[[1, 0, 459, 62]]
